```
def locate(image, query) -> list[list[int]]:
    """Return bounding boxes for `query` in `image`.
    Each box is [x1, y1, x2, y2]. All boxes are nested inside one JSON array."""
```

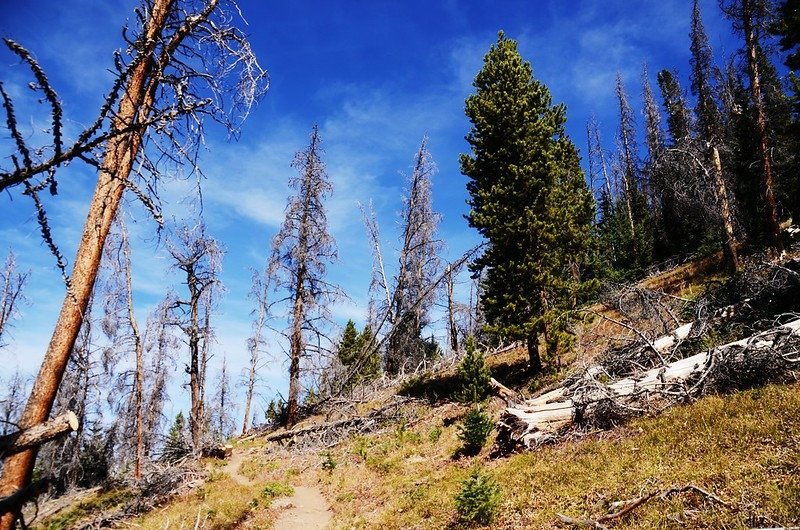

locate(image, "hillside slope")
[[33, 251, 800, 529]]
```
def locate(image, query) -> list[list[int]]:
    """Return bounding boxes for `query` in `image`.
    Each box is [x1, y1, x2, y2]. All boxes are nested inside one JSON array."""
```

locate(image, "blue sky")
[[1, 0, 744, 422]]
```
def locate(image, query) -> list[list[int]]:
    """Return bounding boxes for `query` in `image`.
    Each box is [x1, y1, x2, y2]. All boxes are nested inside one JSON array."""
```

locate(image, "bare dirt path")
[[271, 486, 332, 530], [222, 448, 252, 486]]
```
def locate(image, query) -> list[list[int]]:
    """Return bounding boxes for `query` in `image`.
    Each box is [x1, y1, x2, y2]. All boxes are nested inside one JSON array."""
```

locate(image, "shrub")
[[458, 406, 494, 456], [321, 451, 337, 472], [457, 336, 491, 403], [454, 468, 502, 525], [428, 425, 443, 443], [261, 482, 294, 500]]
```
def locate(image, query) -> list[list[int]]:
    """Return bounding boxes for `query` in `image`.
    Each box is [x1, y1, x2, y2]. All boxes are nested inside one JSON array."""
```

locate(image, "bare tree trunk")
[[241, 356, 257, 435], [0, 252, 28, 347], [287, 264, 306, 427], [199, 286, 213, 409], [526, 330, 542, 375], [741, 0, 783, 254], [710, 146, 740, 272], [188, 278, 204, 455], [0, 2, 174, 522], [446, 265, 458, 354], [119, 220, 145, 480]]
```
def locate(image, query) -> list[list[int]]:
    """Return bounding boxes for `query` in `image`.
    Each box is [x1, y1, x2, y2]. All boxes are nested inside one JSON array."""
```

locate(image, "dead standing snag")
[[0, 0, 266, 525]]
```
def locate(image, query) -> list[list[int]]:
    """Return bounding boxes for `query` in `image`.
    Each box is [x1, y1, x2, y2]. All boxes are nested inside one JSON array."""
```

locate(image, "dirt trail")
[[222, 448, 252, 486], [272, 486, 332, 530], [223, 449, 331, 528]]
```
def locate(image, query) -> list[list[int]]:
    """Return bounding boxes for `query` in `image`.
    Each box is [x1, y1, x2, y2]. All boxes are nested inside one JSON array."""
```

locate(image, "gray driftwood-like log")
[[0, 411, 78, 458], [498, 319, 800, 450]]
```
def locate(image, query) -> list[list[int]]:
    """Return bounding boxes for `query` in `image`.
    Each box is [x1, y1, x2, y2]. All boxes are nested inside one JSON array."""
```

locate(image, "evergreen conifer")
[[461, 32, 596, 373]]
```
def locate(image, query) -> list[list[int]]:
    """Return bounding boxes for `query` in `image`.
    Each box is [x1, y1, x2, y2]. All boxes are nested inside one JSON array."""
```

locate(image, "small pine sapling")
[[454, 467, 502, 526], [457, 336, 492, 403], [458, 406, 494, 456]]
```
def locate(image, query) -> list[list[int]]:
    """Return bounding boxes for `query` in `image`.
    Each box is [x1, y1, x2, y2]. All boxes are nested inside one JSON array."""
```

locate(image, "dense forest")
[[0, 0, 799, 527]]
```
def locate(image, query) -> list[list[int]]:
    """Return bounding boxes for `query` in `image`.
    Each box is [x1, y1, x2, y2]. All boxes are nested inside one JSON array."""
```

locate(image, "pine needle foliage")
[[454, 467, 502, 526], [458, 406, 494, 456], [460, 32, 597, 373], [457, 336, 491, 404]]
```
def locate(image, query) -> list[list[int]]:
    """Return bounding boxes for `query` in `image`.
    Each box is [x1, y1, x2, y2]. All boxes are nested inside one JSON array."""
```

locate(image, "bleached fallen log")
[[520, 322, 695, 411], [0, 411, 79, 458], [499, 319, 800, 449], [490, 377, 522, 403]]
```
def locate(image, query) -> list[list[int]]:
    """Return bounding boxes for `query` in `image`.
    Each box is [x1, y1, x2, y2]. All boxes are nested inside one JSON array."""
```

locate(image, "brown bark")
[[0, 478, 49, 518], [741, 0, 783, 254], [0, 411, 78, 458], [526, 330, 542, 374], [0, 2, 201, 527]]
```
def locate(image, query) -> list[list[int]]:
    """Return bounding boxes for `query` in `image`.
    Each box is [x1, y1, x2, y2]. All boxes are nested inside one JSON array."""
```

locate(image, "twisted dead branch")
[[499, 318, 800, 450]]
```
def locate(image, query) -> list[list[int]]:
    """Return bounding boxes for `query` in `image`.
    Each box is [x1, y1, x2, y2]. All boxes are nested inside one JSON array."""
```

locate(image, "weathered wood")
[[0, 411, 78, 458], [556, 484, 731, 529], [490, 377, 521, 403], [501, 319, 800, 449]]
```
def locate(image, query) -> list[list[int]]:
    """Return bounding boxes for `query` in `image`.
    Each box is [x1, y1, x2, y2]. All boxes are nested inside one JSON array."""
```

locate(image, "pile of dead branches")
[[498, 256, 800, 451], [69, 460, 205, 530], [259, 396, 420, 452]]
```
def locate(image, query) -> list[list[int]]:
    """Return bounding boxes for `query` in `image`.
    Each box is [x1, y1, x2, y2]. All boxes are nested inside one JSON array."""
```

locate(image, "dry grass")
[[304, 383, 800, 529]]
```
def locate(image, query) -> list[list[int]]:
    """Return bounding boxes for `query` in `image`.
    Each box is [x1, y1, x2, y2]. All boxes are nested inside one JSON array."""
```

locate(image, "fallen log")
[[0, 411, 78, 459], [262, 397, 416, 448], [490, 377, 522, 403], [499, 319, 800, 450]]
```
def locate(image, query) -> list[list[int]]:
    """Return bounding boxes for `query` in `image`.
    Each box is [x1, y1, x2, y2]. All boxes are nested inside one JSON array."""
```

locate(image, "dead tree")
[[720, 0, 784, 254], [0, 371, 28, 438], [100, 216, 147, 480], [614, 74, 640, 239], [385, 137, 444, 374], [0, 0, 266, 523], [587, 116, 613, 218], [210, 356, 235, 441], [242, 265, 273, 435], [642, 65, 667, 246], [142, 295, 178, 457], [268, 125, 340, 426], [168, 222, 222, 455], [498, 318, 800, 450], [0, 251, 29, 349], [690, 0, 740, 272]]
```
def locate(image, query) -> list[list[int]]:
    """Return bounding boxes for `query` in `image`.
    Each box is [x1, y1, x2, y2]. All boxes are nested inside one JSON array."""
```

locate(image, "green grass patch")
[[39, 488, 134, 530]]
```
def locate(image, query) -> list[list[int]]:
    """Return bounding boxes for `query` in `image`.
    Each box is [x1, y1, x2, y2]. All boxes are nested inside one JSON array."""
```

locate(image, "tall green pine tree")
[[461, 32, 596, 374]]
